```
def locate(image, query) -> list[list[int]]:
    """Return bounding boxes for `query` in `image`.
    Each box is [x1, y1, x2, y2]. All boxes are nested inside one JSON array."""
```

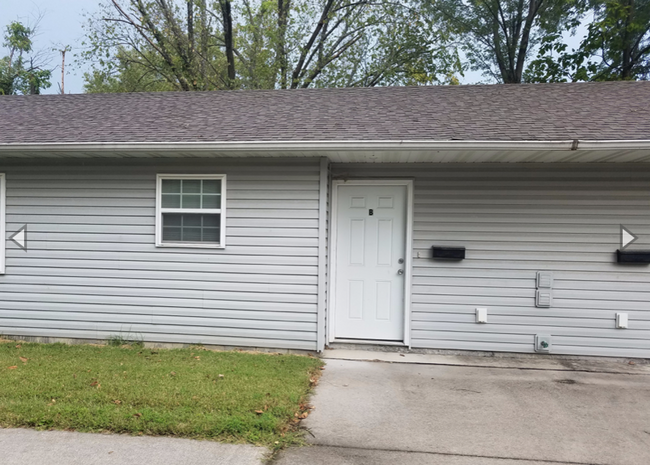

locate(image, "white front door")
[[333, 183, 408, 341]]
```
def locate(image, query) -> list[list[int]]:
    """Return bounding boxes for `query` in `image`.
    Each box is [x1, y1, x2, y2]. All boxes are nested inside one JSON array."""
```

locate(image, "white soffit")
[[1, 140, 650, 163]]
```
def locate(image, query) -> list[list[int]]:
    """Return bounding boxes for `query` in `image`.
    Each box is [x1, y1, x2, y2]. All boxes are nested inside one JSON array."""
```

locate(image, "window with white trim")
[[156, 174, 226, 248], [0, 173, 5, 273]]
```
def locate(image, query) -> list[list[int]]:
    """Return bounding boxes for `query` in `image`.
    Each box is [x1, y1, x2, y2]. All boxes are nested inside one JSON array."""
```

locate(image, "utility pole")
[[58, 46, 71, 94]]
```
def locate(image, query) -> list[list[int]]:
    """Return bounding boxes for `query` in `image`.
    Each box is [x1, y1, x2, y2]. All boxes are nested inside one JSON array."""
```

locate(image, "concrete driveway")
[[275, 354, 650, 465], [0, 428, 266, 465]]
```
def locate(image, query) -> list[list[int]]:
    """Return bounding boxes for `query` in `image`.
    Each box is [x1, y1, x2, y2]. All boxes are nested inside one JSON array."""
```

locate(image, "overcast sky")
[[1, 1, 588, 94]]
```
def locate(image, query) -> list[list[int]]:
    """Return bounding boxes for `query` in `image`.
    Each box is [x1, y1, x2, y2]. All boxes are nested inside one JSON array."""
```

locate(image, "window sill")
[[155, 243, 225, 249]]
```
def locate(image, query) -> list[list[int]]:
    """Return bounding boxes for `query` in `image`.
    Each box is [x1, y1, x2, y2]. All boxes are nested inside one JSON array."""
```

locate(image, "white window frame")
[[0, 173, 5, 274], [155, 174, 226, 249]]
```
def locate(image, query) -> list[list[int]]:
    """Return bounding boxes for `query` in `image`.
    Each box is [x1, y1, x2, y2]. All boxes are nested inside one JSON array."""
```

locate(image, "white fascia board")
[[0, 140, 576, 153], [576, 140, 650, 151], [1, 139, 650, 154]]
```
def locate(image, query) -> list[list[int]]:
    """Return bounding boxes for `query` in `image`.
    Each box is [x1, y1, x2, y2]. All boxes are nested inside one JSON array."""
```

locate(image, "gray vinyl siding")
[[332, 163, 650, 358], [0, 158, 322, 351]]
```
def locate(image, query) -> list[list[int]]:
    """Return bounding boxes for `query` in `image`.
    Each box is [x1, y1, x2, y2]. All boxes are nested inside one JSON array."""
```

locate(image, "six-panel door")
[[334, 184, 407, 340]]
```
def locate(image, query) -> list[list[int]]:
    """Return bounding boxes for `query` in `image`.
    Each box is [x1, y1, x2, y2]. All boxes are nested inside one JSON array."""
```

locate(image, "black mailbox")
[[432, 246, 465, 260], [616, 250, 650, 264]]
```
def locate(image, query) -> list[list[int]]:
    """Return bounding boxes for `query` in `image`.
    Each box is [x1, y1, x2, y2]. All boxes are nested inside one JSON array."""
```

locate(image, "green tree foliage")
[[430, 0, 585, 83], [0, 21, 52, 95], [82, 0, 231, 92], [81, 0, 461, 92], [526, 0, 650, 81]]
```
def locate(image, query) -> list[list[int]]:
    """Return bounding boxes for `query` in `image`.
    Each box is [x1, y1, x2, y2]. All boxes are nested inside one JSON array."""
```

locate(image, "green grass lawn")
[[0, 341, 322, 449]]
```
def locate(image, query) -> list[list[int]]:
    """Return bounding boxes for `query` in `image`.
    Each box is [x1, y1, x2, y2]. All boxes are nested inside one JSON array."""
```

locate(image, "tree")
[[81, 0, 233, 92], [82, 47, 179, 92], [0, 21, 52, 95], [283, 1, 460, 87], [430, 0, 584, 83], [526, 0, 650, 81], [82, 0, 460, 92]]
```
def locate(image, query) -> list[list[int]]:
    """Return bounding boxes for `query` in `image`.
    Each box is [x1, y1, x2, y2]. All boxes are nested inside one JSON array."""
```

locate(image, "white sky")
[[0, 0, 588, 93]]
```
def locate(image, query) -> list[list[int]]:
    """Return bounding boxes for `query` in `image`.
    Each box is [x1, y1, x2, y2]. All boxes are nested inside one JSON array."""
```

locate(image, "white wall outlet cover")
[[535, 334, 552, 353], [476, 308, 488, 323], [616, 313, 629, 329]]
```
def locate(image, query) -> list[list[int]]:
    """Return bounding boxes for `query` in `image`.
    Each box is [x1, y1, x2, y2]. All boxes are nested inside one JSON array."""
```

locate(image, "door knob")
[[397, 269, 404, 275]]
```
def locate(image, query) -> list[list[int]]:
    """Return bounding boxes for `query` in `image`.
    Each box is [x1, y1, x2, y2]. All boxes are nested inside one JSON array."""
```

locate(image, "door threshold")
[[330, 338, 406, 347]]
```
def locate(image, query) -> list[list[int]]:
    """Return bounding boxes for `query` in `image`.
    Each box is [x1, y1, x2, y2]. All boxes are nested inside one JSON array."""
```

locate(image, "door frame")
[[0, 173, 5, 275], [327, 179, 414, 346]]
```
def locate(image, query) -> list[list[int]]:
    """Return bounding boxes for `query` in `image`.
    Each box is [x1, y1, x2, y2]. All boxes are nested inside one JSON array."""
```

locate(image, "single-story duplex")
[[1, 81, 649, 358]]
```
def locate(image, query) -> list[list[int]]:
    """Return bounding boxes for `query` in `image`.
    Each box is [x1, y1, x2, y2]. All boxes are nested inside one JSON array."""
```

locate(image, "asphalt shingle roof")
[[1, 81, 649, 144]]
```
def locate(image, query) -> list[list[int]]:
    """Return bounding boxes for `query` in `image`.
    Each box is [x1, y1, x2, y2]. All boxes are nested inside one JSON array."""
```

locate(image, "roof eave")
[[2, 139, 650, 153]]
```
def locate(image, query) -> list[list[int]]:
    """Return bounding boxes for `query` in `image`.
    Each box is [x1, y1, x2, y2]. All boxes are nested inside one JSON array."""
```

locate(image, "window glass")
[[161, 194, 181, 208], [161, 178, 221, 210], [162, 179, 181, 193], [182, 180, 201, 193], [202, 194, 220, 209], [162, 213, 220, 243], [158, 176, 225, 246], [202, 180, 221, 194], [181, 194, 201, 209]]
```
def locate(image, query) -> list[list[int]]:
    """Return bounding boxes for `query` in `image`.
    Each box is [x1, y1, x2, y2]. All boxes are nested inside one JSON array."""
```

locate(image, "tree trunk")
[[492, 21, 509, 82], [199, 0, 209, 89], [28, 59, 37, 94], [187, 0, 195, 73], [290, 0, 335, 88], [513, 0, 540, 83], [621, 0, 634, 79], [277, 0, 291, 89], [61, 49, 66, 94], [220, 0, 236, 88]]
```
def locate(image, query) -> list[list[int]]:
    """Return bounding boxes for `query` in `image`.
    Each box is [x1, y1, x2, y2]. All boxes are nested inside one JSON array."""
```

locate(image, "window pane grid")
[[162, 213, 220, 243], [158, 176, 225, 246], [161, 179, 222, 211]]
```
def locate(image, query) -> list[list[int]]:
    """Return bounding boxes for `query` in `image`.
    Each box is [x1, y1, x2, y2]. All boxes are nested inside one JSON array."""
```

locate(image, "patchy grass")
[[106, 334, 144, 348], [0, 342, 322, 449]]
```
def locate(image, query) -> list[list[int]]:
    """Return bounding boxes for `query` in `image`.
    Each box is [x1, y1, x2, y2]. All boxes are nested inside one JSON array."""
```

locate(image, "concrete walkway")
[[321, 348, 650, 374], [0, 428, 266, 465], [275, 355, 650, 465]]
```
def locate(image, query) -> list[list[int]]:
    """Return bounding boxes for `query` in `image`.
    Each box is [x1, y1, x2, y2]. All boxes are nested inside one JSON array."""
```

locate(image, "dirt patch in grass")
[[0, 342, 322, 449]]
